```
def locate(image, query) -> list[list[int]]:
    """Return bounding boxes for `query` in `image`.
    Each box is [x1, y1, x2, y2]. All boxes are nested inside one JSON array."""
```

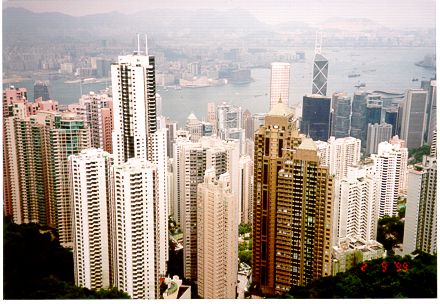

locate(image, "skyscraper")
[[400, 89, 428, 149], [370, 140, 408, 217], [301, 94, 331, 141], [111, 51, 158, 165], [384, 107, 399, 136], [333, 165, 379, 245], [50, 112, 91, 247], [350, 91, 368, 146], [70, 148, 112, 290], [110, 44, 168, 296], [269, 62, 290, 109], [197, 169, 238, 299], [239, 155, 254, 224], [403, 154, 437, 255], [253, 102, 333, 296], [366, 123, 392, 156], [185, 112, 203, 142], [312, 54, 328, 96], [79, 91, 113, 151], [111, 158, 160, 299], [316, 136, 361, 180], [332, 92, 351, 138], [33, 81, 50, 101], [175, 136, 240, 282]]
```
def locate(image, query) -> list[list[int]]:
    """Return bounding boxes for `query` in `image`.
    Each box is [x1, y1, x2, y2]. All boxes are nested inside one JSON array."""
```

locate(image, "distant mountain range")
[[3, 7, 274, 43], [3, 7, 410, 46]]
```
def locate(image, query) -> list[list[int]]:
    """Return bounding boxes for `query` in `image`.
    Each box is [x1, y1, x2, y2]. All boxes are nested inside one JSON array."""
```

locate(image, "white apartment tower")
[[110, 43, 168, 297], [371, 141, 408, 217], [333, 165, 379, 246], [403, 155, 437, 255], [270, 62, 290, 109], [239, 155, 254, 224], [70, 148, 112, 290], [315, 136, 361, 180], [111, 159, 159, 299], [197, 169, 238, 299], [174, 136, 240, 282]]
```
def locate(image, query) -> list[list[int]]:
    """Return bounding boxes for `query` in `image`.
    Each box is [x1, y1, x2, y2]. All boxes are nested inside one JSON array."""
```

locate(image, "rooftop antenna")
[[145, 34, 149, 57], [314, 31, 322, 55], [137, 33, 140, 55]]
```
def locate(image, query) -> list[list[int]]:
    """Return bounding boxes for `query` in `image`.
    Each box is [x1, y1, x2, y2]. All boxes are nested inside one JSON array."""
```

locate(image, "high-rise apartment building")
[[50, 112, 91, 247], [370, 140, 408, 217], [216, 102, 242, 139], [301, 94, 331, 141], [316, 136, 361, 180], [70, 149, 112, 290], [269, 62, 290, 109], [312, 54, 328, 96], [403, 155, 437, 255], [197, 169, 238, 299], [207, 102, 217, 135], [332, 92, 351, 138], [239, 155, 253, 224], [79, 91, 113, 152], [110, 47, 168, 295], [111, 158, 159, 299], [333, 165, 378, 246], [175, 136, 240, 282], [253, 102, 333, 296], [185, 113, 203, 142], [400, 89, 428, 149], [366, 123, 392, 156]]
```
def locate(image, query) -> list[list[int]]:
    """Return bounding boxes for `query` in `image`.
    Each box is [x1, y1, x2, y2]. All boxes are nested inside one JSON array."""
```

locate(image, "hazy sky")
[[3, 0, 436, 28]]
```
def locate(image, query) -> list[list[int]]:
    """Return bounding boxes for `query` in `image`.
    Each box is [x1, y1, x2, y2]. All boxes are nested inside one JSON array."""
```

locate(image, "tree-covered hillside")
[[3, 219, 130, 299]]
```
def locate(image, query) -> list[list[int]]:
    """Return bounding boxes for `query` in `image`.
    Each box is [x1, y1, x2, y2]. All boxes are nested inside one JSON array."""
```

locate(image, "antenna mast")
[[145, 34, 148, 57], [314, 31, 322, 54]]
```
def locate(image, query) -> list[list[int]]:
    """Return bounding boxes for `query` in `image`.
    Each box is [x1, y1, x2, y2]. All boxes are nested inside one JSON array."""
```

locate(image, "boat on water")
[[348, 73, 360, 78], [355, 82, 366, 88], [412, 78, 419, 82]]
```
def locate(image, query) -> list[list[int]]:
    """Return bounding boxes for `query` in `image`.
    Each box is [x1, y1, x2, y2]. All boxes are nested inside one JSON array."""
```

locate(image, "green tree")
[[377, 215, 404, 254], [3, 221, 130, 299], [239, 223, 252, 235], [280, 253, 436, 298]]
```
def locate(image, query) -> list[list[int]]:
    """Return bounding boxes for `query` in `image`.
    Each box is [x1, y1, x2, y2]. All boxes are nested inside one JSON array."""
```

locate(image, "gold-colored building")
[[252, 101, 333, 296]]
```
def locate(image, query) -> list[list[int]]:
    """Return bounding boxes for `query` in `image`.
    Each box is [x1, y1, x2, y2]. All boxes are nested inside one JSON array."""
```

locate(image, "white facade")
[[185, 113, 203, 142], [111, 159, 158, 299], [197, 169, 238, 299], [371, 141, 408, 217], [403, 156, 437, 255], [270, 62, 290, 109], [315, 136, 361, 180], [174, 136, 240, 281], [111, 53, 157, 166], [110, 51, 168, 298], [333, 165, 378, 246], [239, 155, 254, 224], [70, 148, 112, 290]]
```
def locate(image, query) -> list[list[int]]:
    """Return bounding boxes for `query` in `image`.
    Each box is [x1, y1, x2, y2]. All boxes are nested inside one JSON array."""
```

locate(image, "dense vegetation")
[[238, 223, 252, 266], [3, 219, 130, 299], [408, 144, 430, 164], [280, 253, 437, 298], [377, 215, 404, 255]]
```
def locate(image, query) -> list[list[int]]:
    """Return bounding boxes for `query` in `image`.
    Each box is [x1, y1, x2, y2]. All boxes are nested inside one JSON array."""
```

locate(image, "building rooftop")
[[298, 137, 317, 151], [267, 100, 294, 117]]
